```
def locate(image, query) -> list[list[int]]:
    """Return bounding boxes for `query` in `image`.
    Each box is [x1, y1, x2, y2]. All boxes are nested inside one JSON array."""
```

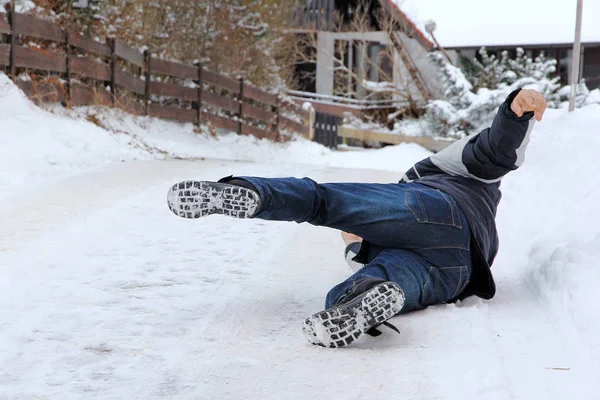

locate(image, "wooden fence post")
[[65, 30, 71, 107], [144, 50, 150, 115], [194, 62, 203, 126], [8, 0, 15, 77], [273, 95, 280, 140], [108, 38, 115, 106], [238, 77, 244, 135]]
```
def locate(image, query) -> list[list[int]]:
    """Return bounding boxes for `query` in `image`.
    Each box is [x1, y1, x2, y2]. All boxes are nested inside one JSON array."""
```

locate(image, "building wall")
[[583, 47, 600, 90]]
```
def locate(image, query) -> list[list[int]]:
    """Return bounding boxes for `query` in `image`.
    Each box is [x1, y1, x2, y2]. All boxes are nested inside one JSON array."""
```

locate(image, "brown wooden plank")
[[243, 85, 277, 106], [240, 123, 273, 140], [0, 44, 10, 67], [70, 83, 111, 106], [14, 13, 65, 43], [69, 57, 111, 81], [115, 68, 145, 95], [14, 45, 66, 72], [114, 40, 144, 67], [292, 98, 361, 118], [202, 91, 239, 114], [150, 58, 197, 79], [68, 32, 111, 57], [149, 81, 197, 101], [148, 104, 197, 124], [202, 69, 240, 94], [0, 13, 10, 34], [279, 115, 309, 136], [242, 103, 275, 124], [338, 126, 453, 152], [17, 80, 66, 103], [202, 111, 240, 133]]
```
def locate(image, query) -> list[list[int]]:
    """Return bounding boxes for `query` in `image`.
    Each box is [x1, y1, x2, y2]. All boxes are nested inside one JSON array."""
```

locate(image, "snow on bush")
[[418, 50, 596, 138]]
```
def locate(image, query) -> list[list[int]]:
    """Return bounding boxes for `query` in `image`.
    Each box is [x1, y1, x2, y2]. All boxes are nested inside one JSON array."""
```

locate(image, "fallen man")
[[167, 88, 546, 348]]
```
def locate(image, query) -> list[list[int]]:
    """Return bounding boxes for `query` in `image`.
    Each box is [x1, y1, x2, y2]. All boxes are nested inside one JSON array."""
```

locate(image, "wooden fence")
[[0, 8, 310, 140]]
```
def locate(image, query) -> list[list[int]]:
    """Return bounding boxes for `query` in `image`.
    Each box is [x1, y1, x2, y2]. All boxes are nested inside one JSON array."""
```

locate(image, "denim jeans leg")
[[325, 248, 429, 312], [325, 247, 472, 313], [237, 176, 468, 251]]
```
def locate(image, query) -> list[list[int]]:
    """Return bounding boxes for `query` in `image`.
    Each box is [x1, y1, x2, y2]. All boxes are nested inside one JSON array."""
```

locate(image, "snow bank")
[[63, 106, 431, 171], [496, 104, 600, 361], [0, 72, 430, 201], [0, 73, 148, 200]]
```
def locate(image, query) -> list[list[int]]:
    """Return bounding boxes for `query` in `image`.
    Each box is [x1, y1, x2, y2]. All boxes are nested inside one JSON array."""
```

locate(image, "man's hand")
[[511, 89, 547, 121], [341, 231, 362, 246]]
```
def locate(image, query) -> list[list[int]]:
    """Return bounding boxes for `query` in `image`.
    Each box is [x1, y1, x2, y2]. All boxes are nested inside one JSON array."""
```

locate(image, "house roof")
[[394, 0, 600, 48], [379, 0, 434, 50]]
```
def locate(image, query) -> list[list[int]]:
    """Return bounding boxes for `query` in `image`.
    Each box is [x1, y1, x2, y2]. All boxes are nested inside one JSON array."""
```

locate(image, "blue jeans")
[[239, 176, 472, 313]]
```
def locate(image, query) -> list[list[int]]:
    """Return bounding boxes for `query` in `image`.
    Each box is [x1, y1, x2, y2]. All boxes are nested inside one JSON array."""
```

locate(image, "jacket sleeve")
[[410, 89, 536, 184]]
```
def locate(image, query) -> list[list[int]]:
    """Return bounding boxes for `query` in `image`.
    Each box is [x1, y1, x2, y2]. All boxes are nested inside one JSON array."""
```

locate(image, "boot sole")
[[167, 180, 260, 219], [302, 282, 405, 348]]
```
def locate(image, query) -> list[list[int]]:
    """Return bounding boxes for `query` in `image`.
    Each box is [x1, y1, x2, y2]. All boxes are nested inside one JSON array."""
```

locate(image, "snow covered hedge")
[[422, 50, 600, 138]]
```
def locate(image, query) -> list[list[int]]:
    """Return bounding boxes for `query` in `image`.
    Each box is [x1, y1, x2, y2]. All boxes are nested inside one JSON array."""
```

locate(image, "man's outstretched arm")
[[403, 89, 547, 183]]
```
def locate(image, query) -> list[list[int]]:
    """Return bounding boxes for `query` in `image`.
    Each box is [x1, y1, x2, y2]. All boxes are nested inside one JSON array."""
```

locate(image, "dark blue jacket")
[[401, 89, 535, 300]]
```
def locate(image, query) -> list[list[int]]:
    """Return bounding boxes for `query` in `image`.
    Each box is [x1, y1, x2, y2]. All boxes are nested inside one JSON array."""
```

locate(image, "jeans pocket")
[[422, 265, 469, 306], [405, 189, 462, 228]]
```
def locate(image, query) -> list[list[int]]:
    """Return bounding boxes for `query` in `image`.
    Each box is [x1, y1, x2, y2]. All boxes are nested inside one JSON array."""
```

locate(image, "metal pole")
[[569, 0, 583, 112]]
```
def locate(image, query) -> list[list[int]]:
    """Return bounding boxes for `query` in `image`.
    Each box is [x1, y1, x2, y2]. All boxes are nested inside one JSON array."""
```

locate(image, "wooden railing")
[[0, 8, 310, 140], [338, 126, 453, 152]]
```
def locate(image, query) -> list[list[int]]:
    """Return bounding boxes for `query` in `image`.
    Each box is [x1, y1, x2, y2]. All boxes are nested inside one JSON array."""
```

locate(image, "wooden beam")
[[338, 126, 453, 152], [291, 98, 362, 118]]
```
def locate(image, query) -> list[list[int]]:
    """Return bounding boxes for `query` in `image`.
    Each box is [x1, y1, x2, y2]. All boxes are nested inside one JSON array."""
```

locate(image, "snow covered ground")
[[1, 71, 600, 399]]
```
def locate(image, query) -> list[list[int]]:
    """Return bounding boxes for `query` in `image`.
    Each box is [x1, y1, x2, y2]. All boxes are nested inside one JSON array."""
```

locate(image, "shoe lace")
[[366, 321, 400, 337]]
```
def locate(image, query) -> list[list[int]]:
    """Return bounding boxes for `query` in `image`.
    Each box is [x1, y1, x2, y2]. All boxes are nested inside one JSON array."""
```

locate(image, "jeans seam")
[[452, 266, 465, 298], [406, 189, 464, 228], [438, 190, 463, 229], [422, 266, 433, 304], [405, 190, 427, 223], [415, 191, 429, 222], [423, 265, 441, 305]]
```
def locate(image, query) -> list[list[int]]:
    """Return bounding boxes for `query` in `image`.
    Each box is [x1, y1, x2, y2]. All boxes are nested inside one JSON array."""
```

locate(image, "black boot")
[[302, 277, 405, 348], [167, 178, 261, 219]]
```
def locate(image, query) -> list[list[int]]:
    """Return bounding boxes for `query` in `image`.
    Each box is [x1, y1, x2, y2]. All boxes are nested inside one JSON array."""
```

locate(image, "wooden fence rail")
[[338, 126, 453, 152], [0, 7, 311, 140]]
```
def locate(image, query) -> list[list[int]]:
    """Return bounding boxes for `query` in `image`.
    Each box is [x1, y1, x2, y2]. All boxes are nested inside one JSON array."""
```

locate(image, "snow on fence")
[[338, 126, 453, 152], [0, 8, 311, 141]]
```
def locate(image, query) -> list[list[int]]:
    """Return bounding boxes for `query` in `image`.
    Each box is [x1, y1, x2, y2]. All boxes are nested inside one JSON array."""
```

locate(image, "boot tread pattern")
[[302, 282, 405, 348], [167, 180, 260, 219]]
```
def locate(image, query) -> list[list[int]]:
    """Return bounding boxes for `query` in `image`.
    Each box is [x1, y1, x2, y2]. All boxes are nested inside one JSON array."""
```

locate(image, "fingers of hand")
[[511, 99, 524, 116], [512, 90, 546, 121]]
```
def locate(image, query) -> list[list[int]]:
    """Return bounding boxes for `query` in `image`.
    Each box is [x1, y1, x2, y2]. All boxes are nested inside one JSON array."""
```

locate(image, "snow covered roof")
[[380, 0, 434, 50], [395, 0, 600, 48]]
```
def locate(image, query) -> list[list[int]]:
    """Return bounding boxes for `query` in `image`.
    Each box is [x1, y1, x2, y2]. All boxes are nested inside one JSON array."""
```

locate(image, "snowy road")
[[1, 159, 598, 400]]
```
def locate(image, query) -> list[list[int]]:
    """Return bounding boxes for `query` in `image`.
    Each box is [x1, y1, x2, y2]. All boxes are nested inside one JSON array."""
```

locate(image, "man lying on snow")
[[167, 88, 546, 348]]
